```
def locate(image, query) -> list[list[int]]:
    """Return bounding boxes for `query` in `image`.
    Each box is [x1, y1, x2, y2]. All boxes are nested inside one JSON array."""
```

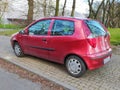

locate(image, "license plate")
[[104, 56, 111, 64]]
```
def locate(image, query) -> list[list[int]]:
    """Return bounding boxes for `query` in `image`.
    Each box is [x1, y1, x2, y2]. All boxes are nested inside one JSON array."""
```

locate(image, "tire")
[[13, 42, 24, 57], [65, 55, 87, 78]]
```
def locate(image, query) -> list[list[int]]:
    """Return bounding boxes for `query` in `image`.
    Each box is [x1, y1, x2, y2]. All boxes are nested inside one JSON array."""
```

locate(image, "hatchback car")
[[10, 17, 112, 77]]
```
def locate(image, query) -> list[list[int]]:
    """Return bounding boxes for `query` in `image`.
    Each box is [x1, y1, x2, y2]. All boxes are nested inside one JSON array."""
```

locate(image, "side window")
[[51, 20, 74, 36], [28, 20, 51, 35]]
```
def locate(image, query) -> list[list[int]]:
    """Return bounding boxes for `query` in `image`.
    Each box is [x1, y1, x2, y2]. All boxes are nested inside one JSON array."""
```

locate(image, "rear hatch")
[[84, 20, 111, 54]]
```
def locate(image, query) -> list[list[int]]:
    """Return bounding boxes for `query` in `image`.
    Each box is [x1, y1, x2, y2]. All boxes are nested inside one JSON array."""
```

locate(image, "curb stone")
[[0, 56, 78, 90]]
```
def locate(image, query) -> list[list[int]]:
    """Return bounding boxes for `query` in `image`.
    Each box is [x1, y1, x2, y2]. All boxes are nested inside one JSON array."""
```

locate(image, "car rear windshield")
[[85, 20, 107, 37]]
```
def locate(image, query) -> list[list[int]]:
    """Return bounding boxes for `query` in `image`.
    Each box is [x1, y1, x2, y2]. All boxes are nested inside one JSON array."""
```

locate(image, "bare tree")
[[47, 0, 55, 16], [88, 0, 104, 19], [88, 0, 94, 18], [90, 0, 113, 27], [115, 1, 120, 27], [108, 0, 115, 27], [71, 0, 76, 17], [42, 0, 47, 17], [102, 0, 116, 27], [27, 0, 34, 24], [94, 0, 104, 19], [62, 0, 67, 16], [55, 0, 60, 16], [34, 0, 55, 17], [87, 0, 120, 28], [0, 0, 8, 23]]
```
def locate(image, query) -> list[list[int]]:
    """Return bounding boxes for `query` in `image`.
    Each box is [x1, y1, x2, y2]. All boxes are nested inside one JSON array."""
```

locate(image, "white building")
[[1, 0, 88, 24]]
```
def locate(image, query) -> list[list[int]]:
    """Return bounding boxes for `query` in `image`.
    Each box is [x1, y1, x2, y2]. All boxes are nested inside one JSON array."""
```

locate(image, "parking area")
[[0, 36, 120, 90]]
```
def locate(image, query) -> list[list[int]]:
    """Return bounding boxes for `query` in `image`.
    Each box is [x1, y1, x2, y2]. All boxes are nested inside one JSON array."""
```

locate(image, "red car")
[[11, 17, 112, 77]]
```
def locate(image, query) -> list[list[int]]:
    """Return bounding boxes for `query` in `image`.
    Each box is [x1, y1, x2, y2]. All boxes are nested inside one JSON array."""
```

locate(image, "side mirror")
[[19, 30, 25, 34]]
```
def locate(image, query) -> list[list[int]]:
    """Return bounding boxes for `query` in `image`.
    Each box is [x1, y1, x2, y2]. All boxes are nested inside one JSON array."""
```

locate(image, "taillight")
[[87, 34, 96, 48]]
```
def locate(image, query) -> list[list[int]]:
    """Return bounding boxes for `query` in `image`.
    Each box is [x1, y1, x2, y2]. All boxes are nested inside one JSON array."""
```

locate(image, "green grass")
[[0, 24, 23, 36], [0, 24, 21, 29], [0, 29, 20, 36], [108, 28, 120, 45]]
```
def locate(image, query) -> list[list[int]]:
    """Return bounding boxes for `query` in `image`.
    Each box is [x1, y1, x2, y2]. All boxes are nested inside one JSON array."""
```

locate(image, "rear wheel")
[[65, 55, 87, 78], [14, 42, 24, 57]]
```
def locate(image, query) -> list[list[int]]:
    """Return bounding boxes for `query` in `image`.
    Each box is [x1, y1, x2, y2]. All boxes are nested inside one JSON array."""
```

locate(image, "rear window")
[[85, 20, 106, 37]]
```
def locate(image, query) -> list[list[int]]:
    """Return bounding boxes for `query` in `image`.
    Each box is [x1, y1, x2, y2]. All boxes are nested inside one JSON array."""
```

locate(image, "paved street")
[[0, 65, 41, 90], [0, 35, 120, 90]]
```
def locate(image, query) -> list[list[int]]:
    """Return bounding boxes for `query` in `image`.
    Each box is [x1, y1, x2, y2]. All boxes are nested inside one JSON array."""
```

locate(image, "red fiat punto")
[[11, 17, 112, 77]]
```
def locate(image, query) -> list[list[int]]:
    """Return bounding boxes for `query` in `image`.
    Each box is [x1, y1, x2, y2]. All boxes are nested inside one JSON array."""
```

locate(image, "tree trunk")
[[55, 0, 60, 16], [43, 0, 47, 17], [88, 0, 94, 18], [27, 0, 34, 24], [62, 0, 67, 16], [94, 0, 104, 19], [71, 0, 76, 17], [110, 0, 115, 27], [102, 0, 105, 24], [0, 1, 8, 23], [103, 0, 110, 27], [106, 0, 115, 28]]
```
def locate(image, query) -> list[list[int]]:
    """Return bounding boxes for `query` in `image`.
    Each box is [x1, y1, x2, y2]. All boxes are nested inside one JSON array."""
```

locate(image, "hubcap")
[[68, 59, 81, 74], [14, 44, 21, 56]]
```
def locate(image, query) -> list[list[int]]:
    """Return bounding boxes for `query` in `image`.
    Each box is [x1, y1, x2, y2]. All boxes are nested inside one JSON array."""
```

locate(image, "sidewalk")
[[0, 29, 15, 31], [0, 36, 120, 90]]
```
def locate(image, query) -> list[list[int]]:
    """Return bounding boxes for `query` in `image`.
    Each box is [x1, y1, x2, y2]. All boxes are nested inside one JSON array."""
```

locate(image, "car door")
[[21, 19, 51, 59], [48, 19, 75, 63]]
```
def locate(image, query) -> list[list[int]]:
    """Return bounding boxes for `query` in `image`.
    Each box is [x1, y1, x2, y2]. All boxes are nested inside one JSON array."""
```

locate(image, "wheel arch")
[[12, 40, 18, 48], [12, 40, 24, 52], [12, 40, 25, 57], [64, 54, 88, 69]]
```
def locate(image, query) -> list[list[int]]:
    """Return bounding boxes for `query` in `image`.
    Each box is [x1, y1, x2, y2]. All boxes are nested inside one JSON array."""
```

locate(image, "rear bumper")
[[82, 48, 112, 70]]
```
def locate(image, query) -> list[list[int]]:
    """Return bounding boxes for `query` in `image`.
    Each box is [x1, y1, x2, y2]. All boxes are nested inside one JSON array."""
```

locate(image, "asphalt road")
[[0, 67, 41, 90]]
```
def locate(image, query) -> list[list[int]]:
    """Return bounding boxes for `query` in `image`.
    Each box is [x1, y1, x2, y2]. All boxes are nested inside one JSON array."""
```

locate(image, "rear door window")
[[85, 20, 107, 37], [51, 20, 74, 36]]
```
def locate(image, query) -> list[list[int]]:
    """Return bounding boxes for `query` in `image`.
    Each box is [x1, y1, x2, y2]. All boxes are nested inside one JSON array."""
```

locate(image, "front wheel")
[[13, 42, 24, 57], [65, 55, 87, 78]]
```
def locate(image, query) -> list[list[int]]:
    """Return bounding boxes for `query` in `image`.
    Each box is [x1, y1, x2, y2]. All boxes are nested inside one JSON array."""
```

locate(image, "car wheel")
[[14, 42, 24, 57], [66, 55, 87, 78]]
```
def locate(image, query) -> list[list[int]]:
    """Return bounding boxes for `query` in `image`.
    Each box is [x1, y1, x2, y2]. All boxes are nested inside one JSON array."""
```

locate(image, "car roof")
[[26, 16, 91, 29], [39, 16, 89, 21]]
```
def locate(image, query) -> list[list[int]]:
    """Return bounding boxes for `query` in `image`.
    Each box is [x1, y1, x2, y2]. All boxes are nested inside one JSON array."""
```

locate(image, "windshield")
[[85, 20, 107, 37]]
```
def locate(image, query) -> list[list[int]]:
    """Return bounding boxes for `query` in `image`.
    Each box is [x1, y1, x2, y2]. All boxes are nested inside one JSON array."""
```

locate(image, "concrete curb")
[[0, 56, 78, 90]]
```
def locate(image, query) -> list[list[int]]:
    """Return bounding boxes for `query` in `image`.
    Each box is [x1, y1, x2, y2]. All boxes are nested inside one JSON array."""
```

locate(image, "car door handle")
[[42, 38, 47, 42]]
